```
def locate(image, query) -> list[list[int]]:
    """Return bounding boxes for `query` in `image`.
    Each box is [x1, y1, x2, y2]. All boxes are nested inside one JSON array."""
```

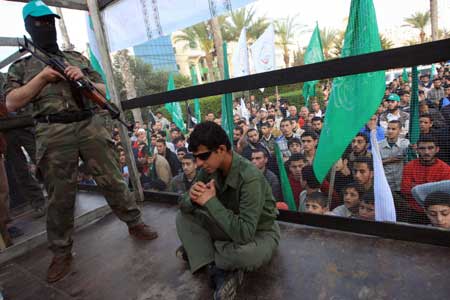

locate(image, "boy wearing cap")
[[4, 1, 158, 283]]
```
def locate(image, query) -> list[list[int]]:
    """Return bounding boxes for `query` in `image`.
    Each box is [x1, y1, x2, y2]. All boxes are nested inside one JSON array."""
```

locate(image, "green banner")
[[302, 22, 325, 107], [313, 0, 385, 182], [274, 143, 297, 211], [221, 42, 235, 145], [164, 74, 186, 133]]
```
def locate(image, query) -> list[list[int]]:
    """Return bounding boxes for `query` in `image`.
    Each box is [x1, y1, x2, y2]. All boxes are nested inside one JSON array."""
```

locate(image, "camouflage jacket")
[[4, 51, 103, 118]]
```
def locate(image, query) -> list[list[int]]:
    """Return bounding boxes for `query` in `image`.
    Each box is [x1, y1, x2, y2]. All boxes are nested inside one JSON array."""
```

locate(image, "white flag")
[[371, 130, 397, 222], [240, 98, 250, 122], [250, 24, 276, 73], [232, 27, 250, 78]]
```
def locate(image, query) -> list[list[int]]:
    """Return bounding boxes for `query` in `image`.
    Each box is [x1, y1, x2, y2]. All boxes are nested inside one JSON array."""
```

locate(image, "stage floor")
[[1, 201, 450, 300]]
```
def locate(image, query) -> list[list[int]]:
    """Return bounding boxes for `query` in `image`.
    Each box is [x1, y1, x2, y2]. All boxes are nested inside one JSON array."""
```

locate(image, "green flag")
[[313, 0, 385, 182], [402, 68, 408, 82], [221, 42, 234, 145], [274, 143, 297, 211], [190, 66, 201, 123], [164, 74, 186, 133], [431, 63, 437, 78], [407, 66, 420, 161], [302, 22, 325, 107]]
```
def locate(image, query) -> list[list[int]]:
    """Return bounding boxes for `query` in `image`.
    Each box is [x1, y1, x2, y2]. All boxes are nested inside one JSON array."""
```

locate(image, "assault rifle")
[[17, 36, 133, 131]]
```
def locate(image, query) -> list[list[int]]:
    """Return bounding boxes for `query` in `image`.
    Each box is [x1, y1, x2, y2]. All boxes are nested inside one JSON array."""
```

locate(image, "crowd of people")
[[110, 62, 450, 230]]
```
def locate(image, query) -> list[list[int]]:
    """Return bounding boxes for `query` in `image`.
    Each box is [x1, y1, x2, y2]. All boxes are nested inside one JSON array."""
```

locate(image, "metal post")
[[86, 0, 144, 202]]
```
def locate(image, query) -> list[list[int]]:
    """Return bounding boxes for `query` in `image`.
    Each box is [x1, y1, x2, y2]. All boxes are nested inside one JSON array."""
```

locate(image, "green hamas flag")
[[164, 74, 186, 133], [313, 0, 385, 182], [302, 22, 325, 107], [407, 66, 419, 161], [190, 66, 201, 123], [274, 143, 297, 211], [402, 68, 409, 82], [221, 42, 234, 145], [146, 128, 153, 156]]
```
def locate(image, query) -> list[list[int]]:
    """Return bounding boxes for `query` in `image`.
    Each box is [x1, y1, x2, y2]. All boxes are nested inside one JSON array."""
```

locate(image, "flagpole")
[[327, 163, 337, 204]]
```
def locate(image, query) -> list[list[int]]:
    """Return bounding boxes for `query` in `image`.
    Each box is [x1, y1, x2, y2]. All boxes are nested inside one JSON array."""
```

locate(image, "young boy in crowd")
[[424, 192, 450, 229], [298, 165, 321, 212], [331, 183, 365, 218], [359, 193, 375, 221], [305, 192, 329, 215], [288, 137, 303, 155]]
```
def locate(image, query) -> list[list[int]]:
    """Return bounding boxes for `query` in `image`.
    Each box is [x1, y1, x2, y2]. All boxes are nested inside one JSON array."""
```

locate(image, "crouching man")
[[176, 122, 280, 300]]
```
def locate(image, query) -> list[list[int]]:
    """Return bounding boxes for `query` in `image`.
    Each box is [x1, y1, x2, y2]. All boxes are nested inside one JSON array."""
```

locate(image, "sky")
[[1, 0, 449, 71]]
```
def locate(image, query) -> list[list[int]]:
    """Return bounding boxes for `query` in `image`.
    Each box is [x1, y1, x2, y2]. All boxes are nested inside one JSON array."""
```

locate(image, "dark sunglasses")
[[193, 150, 214, 161]]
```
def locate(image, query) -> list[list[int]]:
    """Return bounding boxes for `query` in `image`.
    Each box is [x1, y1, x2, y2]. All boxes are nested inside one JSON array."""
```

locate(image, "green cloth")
[[313, 0, 385, 182], [164, 74, 186, 132], [407, 66, 419, 161], [274, 143, 297, 211], [402, 68, 408, 82], [221, 42, 234, 144], [189, 66, 201, 123], [302, 23, 325, 107]]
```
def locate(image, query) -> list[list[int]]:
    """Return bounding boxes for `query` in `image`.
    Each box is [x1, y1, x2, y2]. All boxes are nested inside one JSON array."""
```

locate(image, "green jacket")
[[180, 152, 279, 245], [4, 51, 103, 118]]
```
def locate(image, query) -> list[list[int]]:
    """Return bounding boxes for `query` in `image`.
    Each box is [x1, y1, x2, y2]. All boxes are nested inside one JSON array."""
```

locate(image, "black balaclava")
[[24, 15, 59, 53]]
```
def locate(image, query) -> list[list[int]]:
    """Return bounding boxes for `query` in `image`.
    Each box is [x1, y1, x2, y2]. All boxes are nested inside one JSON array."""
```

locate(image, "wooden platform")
[[1, 201, 450, 300]]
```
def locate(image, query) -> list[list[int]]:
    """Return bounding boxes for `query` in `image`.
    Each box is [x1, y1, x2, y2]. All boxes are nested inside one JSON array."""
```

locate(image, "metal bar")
[[0, 50, 26, 70], [122, 38, 450, 110], [0, 37, 24, 47], [87, 0, 145, 202]]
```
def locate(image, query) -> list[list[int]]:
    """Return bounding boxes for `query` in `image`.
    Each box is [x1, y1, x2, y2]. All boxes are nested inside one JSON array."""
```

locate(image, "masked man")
[[4, 1, 158, 283]]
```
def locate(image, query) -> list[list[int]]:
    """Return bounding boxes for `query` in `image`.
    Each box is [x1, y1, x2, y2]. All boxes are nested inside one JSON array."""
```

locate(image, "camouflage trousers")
[[176, 210, 280, 273], [35, 114, 142, 255]]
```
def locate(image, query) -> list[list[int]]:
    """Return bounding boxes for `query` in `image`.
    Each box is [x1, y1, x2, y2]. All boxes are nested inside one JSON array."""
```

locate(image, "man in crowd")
[[379, 93, 410, 137], [288, 105, 298, 121], [168, 153, 197, 194], [4, 1, 157, 282], [251, 148, 282, 201], [155, 111, 170, 129], [401, 135, 450, 224], [352, 156, 374, 193], [276, 118, 301, 158], [241, 128, 265, 161], [379, 120, 409, 192], [205, 112, 215, 122], [260, 122, 276, 154], [176, 147, 188, 162], [287, 153, 306, 205], [419, 101, 446, 129], [301, 131, 318, 165], [298, 106, 309, 129], [176, 122, 280, 299], [427, 78, 445, 106], [348, 133, 372, 171], [311, 101, 323, 117], [156, 138, 182, 176], [311, 117, 323, 136]]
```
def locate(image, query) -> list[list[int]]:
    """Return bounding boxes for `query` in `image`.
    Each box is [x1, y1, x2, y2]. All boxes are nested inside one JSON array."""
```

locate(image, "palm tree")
[[220, 6, 269, 42], [430, 0, 438, 41], [173, 23, 216, 82], [274, 16, 304, 68], [379, 34, 394, 50], [403, 11, 430, 43], [330, 30, 345, 58], [320, 28, 338, 59]]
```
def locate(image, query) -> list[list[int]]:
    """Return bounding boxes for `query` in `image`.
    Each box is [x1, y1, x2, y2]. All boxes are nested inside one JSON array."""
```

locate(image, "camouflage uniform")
[[4, 51, 142, 255]]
